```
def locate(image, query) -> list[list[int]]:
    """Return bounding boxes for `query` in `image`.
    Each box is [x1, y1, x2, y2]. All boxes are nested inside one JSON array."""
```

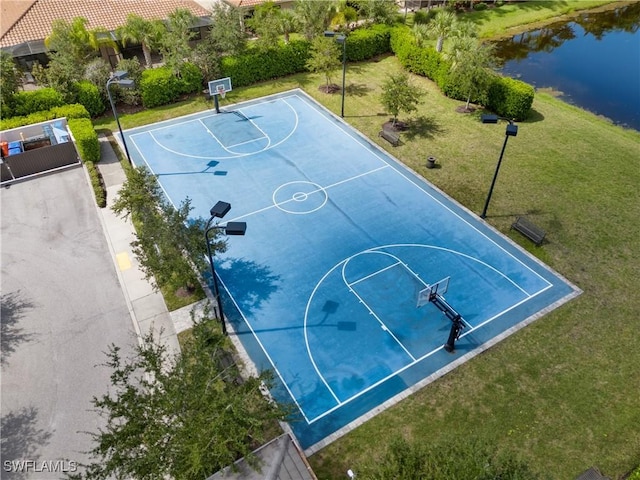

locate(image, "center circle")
[[273, 181, 328, 214], [293, 192, 308, 202]]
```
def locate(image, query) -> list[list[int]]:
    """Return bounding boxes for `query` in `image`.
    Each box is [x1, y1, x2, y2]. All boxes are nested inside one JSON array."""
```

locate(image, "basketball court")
[[121, 87, 580, 453]]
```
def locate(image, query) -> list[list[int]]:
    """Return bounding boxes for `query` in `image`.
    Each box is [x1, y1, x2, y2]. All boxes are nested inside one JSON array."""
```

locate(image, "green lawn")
[[96, 5, 639, 477]]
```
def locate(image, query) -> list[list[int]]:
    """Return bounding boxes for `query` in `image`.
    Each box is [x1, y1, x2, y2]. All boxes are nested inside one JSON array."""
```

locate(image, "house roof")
[[223, 0, 290, 8], [0, 0, 211, 50]]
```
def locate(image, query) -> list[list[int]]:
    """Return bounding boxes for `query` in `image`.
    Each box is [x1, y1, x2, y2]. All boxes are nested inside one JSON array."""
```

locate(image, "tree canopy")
[[380, 71, 424, 126], [69, 310, 288, 480], [306, 36, 342, 92]]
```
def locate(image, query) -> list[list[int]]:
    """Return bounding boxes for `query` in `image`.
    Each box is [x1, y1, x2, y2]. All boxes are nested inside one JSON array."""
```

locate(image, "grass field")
[[95, 5, 640, 477]]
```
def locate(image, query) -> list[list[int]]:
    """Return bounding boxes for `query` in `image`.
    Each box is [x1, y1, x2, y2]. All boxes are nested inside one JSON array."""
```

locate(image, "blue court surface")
[[123, 90, 580, 453]]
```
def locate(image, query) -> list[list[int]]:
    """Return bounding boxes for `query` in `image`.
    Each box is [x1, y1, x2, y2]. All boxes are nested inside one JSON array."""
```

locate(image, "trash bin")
[[427, 156, 437, 169]]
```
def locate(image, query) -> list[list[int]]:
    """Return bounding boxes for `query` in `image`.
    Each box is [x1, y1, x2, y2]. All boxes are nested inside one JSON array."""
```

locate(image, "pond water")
[[493, 3, 640, 131]]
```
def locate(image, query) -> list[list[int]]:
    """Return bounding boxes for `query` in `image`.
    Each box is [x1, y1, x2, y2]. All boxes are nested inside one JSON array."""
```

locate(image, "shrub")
[[140, 67, 182, 108], [178, 62, 203, 94], [0, 104, 90, 130], [115, 58, 143, 106], [68, 118, 100, 163], [221, 40, 311, 88], [86, 161, 107, 208], [75, 80, 105, 117], [10, 88, 65, 117], [486, 75, 535, 121], [346, 24, 392, 62], [413, 9, 436, 25], [473, 2, 488, 11]]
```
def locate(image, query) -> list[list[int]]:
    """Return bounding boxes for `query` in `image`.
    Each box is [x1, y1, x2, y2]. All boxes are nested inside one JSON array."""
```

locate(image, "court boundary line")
[[215, 274, 313, 424], [124, 89, 582, 449]]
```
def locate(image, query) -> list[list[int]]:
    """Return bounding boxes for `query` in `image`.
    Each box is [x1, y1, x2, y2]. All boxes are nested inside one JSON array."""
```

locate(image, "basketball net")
[[216, 85, 226, 99]]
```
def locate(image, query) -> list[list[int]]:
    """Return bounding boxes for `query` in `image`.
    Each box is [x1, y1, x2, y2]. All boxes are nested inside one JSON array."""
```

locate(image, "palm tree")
[[117, 14, 166, 69], [278, 10, 299, 44], [446, 36, 496, 111], [427, 9, 456, 52], [45, 17, 118, 63], [295, 0, 337, 41]]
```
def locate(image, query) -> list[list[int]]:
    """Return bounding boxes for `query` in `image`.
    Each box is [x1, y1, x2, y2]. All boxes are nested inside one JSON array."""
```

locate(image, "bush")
[[413, 9, 436, 25], [473, 2, 488, 11], [75, 80, 105, 117], [390, 24, 534, 119], [140, 67, 182, 108], [68, 118, 100, 163], [178, 62, 203, 94], [346, 24, 392, 62], [221, 40, 311, 88], [10, 88, 65, 117], [0, 104, 90, 130], [486, 75, 535, 121], [86, 161, 106, 208]]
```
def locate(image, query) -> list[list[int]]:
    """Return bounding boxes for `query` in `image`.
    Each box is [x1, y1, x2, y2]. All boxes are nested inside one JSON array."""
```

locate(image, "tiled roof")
[[223, 0, 289, 8], [0, 0, 211, 48]]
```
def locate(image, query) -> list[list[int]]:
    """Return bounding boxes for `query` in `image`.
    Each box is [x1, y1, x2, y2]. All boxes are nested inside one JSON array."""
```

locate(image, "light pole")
[[106, 70, 135, 165], [324, 31, 347, 118], [480, 114, 518, 219], [205, 201, 247, 336]]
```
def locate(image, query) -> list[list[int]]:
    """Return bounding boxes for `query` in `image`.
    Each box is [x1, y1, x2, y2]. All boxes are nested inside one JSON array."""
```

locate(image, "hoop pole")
[[214, 94, 220, 114]]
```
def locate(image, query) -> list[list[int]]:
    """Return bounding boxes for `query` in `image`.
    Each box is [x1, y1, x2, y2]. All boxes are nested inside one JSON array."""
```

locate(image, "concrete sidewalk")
[[95, 135, 204, 354]]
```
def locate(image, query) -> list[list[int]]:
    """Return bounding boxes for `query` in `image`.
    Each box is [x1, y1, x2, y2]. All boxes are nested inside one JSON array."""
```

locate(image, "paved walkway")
[[96, 135, 205, 355]]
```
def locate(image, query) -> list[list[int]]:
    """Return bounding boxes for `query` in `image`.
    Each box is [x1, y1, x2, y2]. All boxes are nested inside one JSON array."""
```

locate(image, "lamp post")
[[324, 31, 347, 118], [106, 70, 135, 165], [205, 201, 247, 336], [480, 114, 518, 219]]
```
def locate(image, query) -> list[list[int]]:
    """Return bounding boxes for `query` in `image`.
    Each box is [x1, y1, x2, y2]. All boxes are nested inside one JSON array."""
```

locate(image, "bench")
[[378, 129, 400, 146], [511, 216, 546, 245]]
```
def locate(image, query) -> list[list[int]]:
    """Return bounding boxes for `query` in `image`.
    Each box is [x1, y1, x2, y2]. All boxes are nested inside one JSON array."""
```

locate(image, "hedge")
[[85, 161, 107, 208], [10, 88, 65, 117], [345, 24, 392, 62], [0, 104, 90, 131], [178, 62, 203, 95], [74, 81, 105, 118], [389, 25, 534, 120], [68, 118, 100, 163], [140, 67, 182, 108], [221, 40, 311, 88]]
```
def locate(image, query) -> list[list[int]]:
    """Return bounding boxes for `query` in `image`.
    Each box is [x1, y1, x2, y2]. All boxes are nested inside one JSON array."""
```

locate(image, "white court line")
[[227, 165, 389, 222], [347, 261, 402, 286], [304, 285, 551, 425], [128, 97, 299, 161], [226, 136, 268, 149], [301, 243, 539, 423], [293, 91, 554, 288], [215, 274, 314, 424]]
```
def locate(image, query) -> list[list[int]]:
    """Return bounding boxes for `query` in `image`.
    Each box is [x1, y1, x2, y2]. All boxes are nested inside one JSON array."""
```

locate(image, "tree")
[[426, 9, 457, 52], [446, 36, 496, 111], [45, 17, 114, 64], [295, 0, 337, 41], [380, 72, 424, 127], [111, 166, 213, 294], [0, 51, 21, 115], [207, 2, 247, 56], [363, 0, 399, 25], [277, 10, 299, 44], [305, 36, 342, 93], [356, 436, 540, 480], [69, 311, 288, 480], [117, 14, 166, 69], [247, 1, 282, 51], [162, 8, 198, 72]]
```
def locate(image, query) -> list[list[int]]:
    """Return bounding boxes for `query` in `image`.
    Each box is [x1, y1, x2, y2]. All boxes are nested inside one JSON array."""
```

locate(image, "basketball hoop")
[[216, 85, 226, 99]]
